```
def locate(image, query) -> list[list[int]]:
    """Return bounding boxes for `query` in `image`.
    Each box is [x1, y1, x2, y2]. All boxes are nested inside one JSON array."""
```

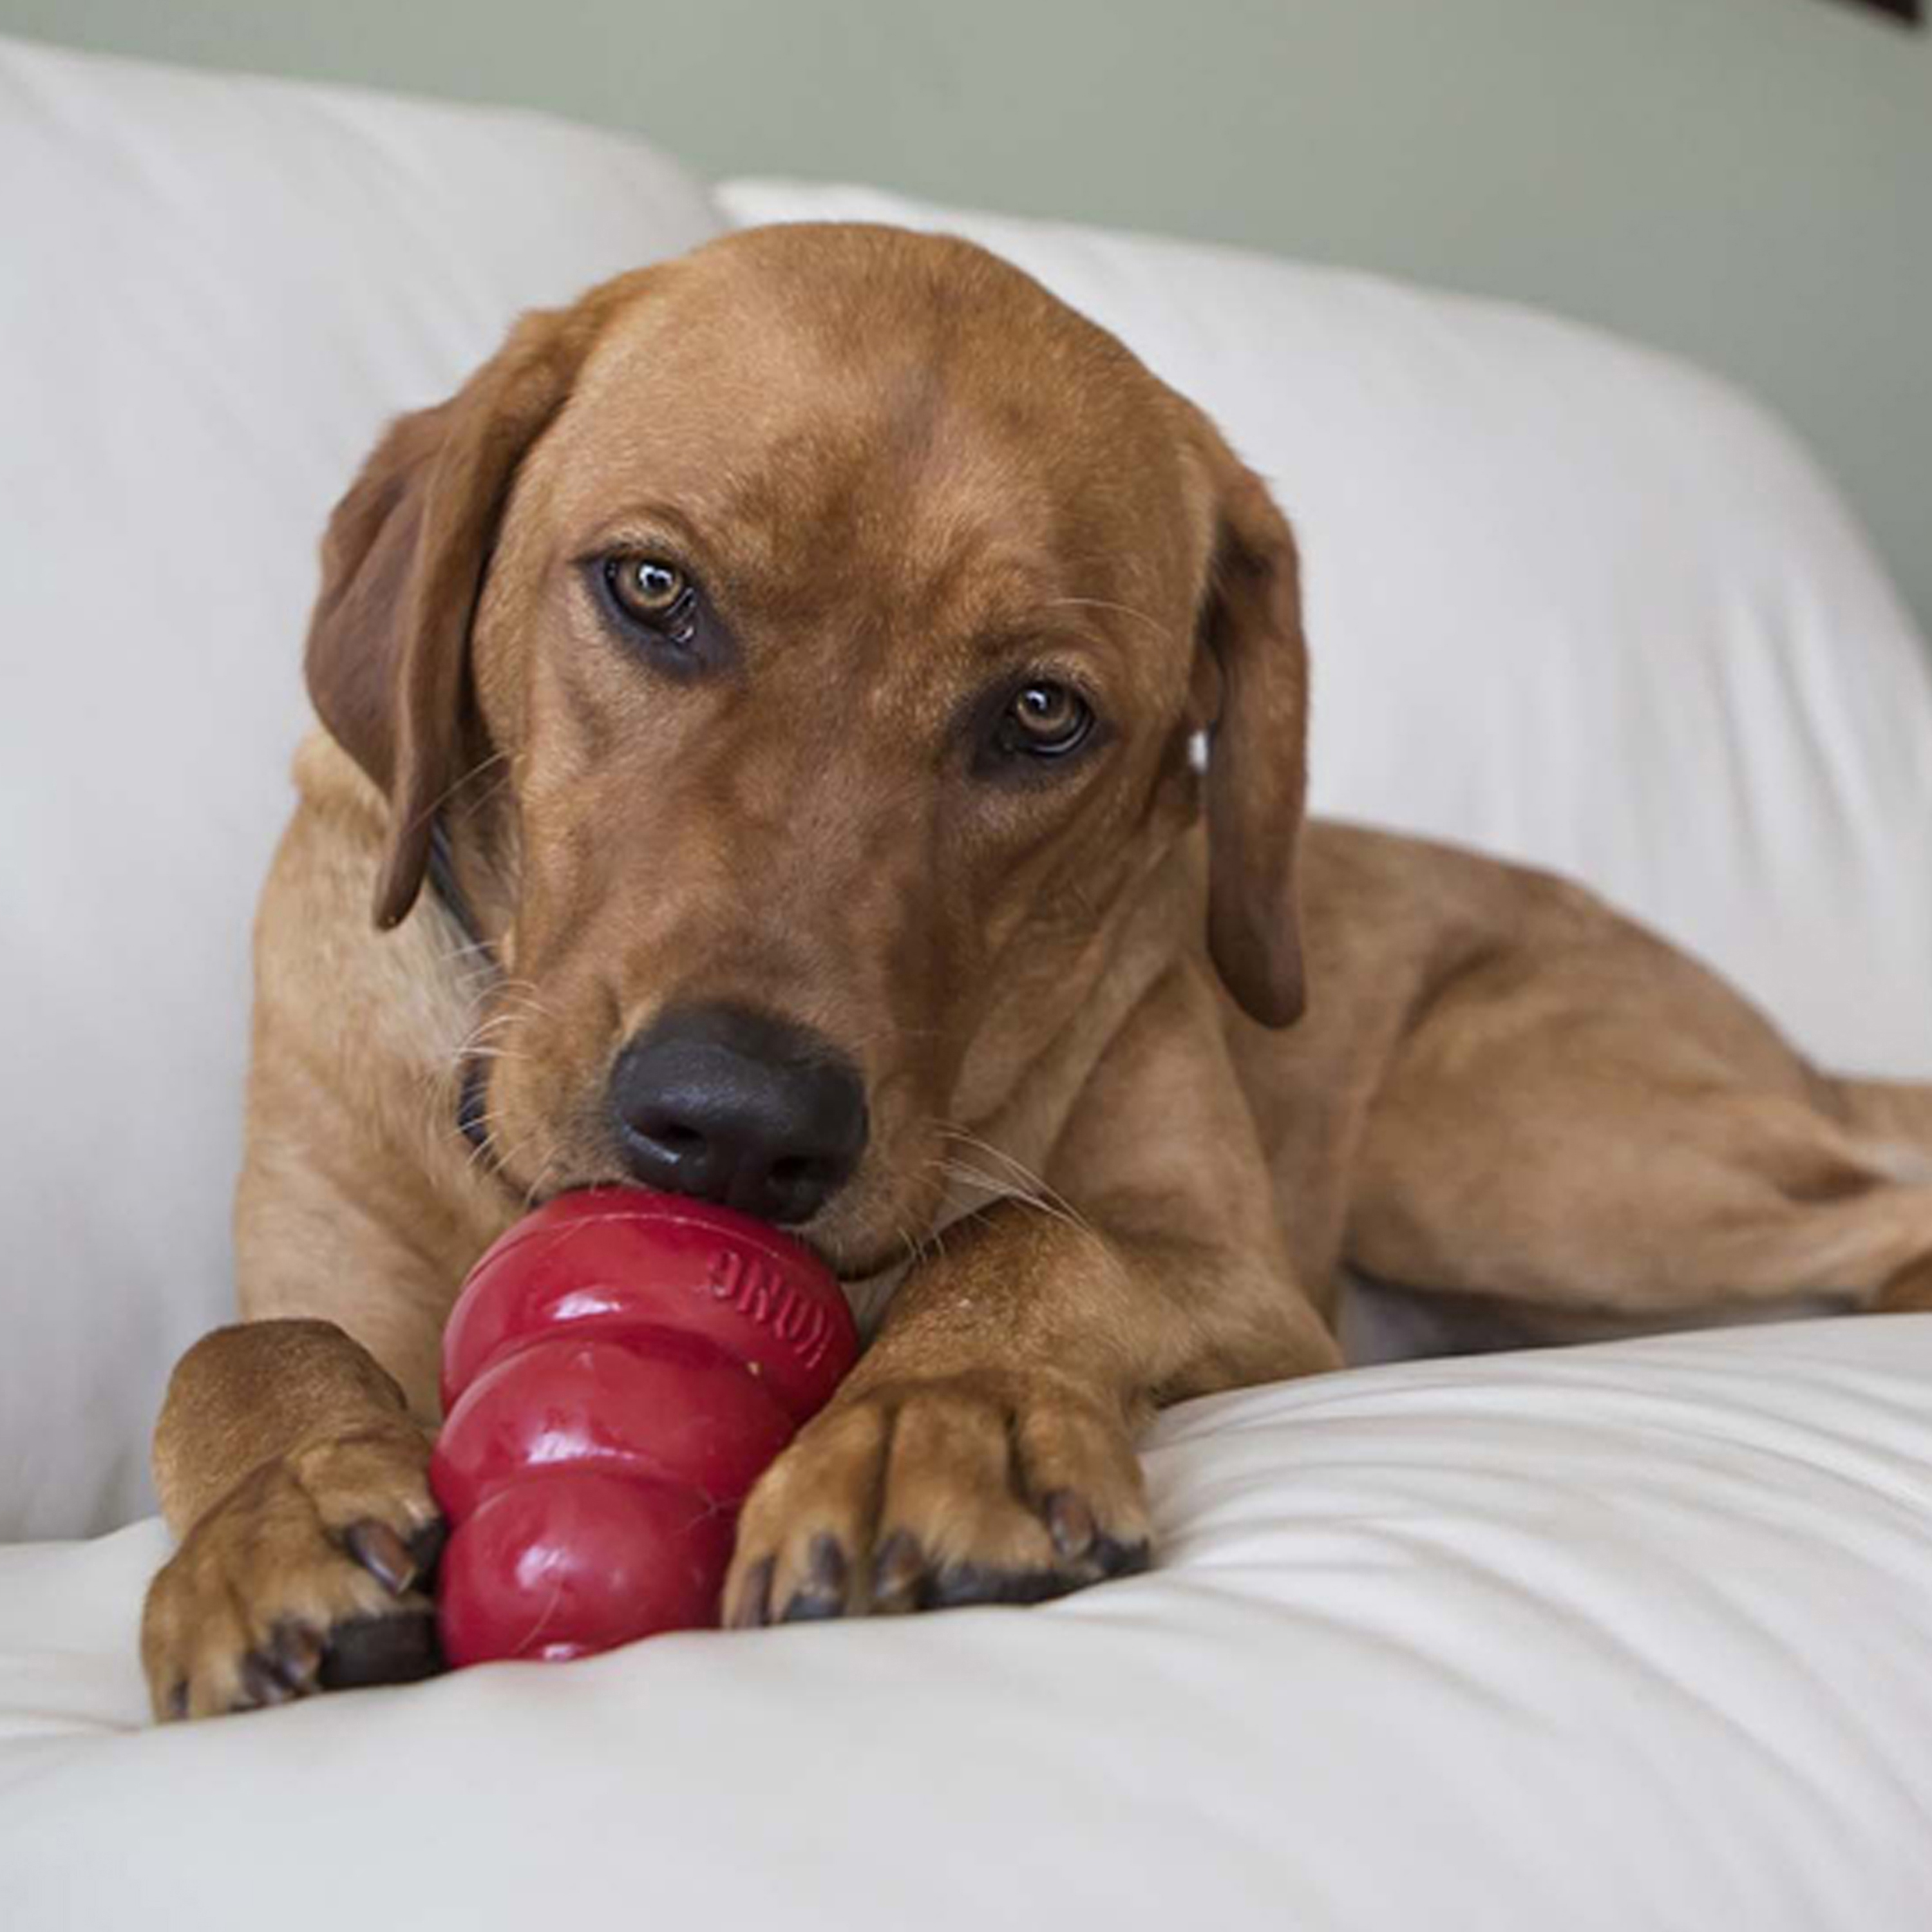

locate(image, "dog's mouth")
[[484, 1157, 920, 1288], [454, 1045, 940, 1287]]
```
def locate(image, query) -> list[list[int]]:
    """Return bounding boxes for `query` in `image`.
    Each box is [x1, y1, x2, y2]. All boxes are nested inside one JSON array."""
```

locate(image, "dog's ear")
[[305, 282, 633, 929], [1192, 432, 1311, 1028]]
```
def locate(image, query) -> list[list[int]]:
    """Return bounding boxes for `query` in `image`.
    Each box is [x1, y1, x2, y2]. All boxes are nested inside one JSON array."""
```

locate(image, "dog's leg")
[[1349, 1012, 1932, 1321], [141, 1314, 449, 1721], [1833, 1077, 1932, 1179], [723, 965, 1339, 1624], [1836, 1083, 1932, 1309], [138, 763, 518, 1721]]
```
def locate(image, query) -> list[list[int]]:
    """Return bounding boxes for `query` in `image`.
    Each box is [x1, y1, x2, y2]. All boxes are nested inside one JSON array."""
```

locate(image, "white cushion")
[[721, 180, 1932, 1084], [0, 35, 723, 1538], [5, 1317, 1931, 1929]]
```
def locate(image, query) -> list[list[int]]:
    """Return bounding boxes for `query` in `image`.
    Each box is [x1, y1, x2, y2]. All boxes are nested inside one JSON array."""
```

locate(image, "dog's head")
[[307, 223, 1308, 1273]]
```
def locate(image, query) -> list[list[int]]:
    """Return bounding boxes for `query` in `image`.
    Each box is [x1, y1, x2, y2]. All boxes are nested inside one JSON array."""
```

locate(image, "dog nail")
[[406, 1517, 449, 1580], [775, 1537, 849, 1621], [1092, 1532, 1153, 1580], [929, 1562, 1068, 1609], [1044, 1490, 1096, 1562], [240, 1653, 296, 1707], [166, 1681, 189, 1722], [729, 1556, 775, 1630], [315, 1612, 444, 1691], [345, 1519, 415, 1594], [804, 1533, 848, 1596], [268, 1619, 325, 1688], [871, 1529, 925, 1609], [779, 1586, 845, 1624]]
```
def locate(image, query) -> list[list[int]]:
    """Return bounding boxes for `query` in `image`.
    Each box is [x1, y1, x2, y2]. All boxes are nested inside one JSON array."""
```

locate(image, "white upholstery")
[[6, 39, 1932, 1932], [0, 34, 722, 1539], [6, 1318, 1932, 1930]]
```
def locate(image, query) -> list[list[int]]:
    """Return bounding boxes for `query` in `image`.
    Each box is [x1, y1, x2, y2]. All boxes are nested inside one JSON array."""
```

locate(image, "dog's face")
[[306, 225, 1308, 1274]]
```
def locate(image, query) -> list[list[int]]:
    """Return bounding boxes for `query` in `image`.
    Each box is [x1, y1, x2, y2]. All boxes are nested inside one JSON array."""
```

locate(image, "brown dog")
[[141, 223, 1932, 1720]]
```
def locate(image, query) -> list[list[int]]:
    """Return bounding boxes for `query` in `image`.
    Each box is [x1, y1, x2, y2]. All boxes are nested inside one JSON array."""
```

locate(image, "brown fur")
[[142, 223, 1932, 1719]]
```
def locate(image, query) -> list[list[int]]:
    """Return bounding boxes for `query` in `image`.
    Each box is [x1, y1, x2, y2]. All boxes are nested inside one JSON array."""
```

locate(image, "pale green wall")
[[6, 0, 1928, 630]]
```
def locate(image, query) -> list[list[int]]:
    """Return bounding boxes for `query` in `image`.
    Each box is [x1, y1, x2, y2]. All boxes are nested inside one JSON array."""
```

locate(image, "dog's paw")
[[722, 1371, 1150, 1626], [141, 1423, 447, 1721]]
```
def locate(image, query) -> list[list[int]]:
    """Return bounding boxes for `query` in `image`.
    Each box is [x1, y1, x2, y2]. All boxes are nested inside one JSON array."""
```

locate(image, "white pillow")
[[0, 35, 723, 1538], [6, 1318, 1932, 1930], [721, 180, 1932, 1083]]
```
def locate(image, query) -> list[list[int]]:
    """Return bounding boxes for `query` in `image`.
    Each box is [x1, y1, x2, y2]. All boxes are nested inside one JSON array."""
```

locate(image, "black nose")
[[608, 1005, 868, 1224]]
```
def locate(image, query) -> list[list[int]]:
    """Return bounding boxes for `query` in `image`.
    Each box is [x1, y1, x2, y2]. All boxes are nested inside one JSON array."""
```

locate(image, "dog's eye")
[[604, 554, 696, 635], [996, 681, 1094, 760]]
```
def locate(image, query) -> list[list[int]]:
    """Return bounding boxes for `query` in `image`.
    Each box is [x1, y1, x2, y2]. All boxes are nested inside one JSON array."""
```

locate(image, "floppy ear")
[[305, 280, 636, 929], [1193, 434, 1311, 1028]]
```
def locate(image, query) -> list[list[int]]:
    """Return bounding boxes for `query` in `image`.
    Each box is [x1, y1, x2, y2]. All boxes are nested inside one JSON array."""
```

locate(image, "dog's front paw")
[[141, 1423, 447, 1721], [722, 1371, 1150, 1626]]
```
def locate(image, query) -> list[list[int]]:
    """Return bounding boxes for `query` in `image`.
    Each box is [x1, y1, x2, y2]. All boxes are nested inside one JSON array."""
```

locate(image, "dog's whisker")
[[438, 936, 500, 969], [449, 1102, 516, 1139], [458, 1109, 522, 1171], [1041, 595, 1168, 640], [459, 1014, 527, 1047], [927, 1150, 1047, 1216], [474, 975, 551, 1012], [519, 1153, 562, 1214], [417, 749, 511, 826], [922, 1211, 950, 1267], [471, 1012, 548, 1047], [442, 984, 561, 1070], [489, 1121, 554, 1192], [462, 766, 516, 821], [934, 1124, 1097, 1237], [932, 1153, 1104, 1255]]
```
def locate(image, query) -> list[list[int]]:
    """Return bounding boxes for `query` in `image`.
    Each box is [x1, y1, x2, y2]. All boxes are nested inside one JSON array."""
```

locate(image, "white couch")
[[5, 33, 1932, 1930]]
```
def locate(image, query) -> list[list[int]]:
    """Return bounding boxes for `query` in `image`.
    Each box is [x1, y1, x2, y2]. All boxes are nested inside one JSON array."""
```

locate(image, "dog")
[[141, 222, 1932, 1719]]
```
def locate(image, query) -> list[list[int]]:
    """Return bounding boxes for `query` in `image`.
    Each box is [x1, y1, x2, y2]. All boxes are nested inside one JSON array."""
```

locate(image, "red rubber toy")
[[430, 1187, 858, 1667]]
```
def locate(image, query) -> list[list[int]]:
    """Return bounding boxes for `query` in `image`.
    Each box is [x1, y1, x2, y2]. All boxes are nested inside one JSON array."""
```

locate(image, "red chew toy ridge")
[[431, 1187, 857, 1667]]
